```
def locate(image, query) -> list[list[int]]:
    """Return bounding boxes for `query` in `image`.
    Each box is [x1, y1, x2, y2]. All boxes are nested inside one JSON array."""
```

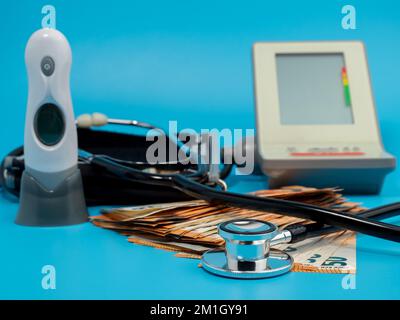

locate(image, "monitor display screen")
[[276, 53, 354, 125]]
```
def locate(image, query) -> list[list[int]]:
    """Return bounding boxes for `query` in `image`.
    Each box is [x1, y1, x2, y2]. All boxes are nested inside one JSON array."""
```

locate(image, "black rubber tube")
[[291, 202, 400, 242], [90, 155, 400, 243]]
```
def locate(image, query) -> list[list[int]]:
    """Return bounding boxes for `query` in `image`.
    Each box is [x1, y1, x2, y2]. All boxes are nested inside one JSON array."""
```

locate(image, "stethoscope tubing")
[[297, 202, 400, 241], [89, 153, 400, 244]]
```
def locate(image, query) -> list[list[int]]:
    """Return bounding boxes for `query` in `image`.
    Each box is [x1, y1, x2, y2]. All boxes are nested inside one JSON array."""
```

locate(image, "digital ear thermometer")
[[253, 41, 395, 194], [16, 28, 88, 226]]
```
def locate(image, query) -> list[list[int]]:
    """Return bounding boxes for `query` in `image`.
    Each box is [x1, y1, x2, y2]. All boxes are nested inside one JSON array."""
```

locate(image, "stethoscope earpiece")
[[76, 113, 108, 128], [201, 219, 293, 279]]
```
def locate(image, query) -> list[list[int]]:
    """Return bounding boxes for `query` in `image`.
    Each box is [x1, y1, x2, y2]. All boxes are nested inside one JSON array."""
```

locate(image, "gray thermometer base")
[[16, 169, 88, 226]]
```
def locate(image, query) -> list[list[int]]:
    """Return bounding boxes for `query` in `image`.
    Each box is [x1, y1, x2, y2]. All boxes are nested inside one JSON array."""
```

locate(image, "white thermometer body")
[[16, 28, 88, 226], [25, 28, 77, 178]]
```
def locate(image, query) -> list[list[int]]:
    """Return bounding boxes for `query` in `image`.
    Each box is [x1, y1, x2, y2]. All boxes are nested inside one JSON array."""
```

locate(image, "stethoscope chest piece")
[[201, 219, 293, 279]]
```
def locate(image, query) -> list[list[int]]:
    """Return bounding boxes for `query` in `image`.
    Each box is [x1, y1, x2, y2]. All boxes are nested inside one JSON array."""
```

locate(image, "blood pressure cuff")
[[0, 128, 192, 206]]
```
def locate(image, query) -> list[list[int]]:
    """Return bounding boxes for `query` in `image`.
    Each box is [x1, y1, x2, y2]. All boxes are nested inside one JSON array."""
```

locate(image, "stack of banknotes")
[[92, 186, 363, 273]]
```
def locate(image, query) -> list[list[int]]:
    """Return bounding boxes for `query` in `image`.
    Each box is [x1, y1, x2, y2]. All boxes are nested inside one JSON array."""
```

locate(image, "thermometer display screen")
[[276, 53, 354, 125], [34, 103, 65, 146]]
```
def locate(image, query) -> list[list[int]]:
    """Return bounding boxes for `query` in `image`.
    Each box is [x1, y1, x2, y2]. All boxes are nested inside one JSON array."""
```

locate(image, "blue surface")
[[1, 0, 400, 299]]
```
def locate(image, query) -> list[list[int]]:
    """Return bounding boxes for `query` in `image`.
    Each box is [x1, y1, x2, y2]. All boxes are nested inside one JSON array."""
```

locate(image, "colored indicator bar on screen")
[[342, 67, 352, 107]]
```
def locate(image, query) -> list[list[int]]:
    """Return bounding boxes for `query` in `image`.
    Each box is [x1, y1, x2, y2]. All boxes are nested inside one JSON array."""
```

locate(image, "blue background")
[[1, 0, 400, 299]]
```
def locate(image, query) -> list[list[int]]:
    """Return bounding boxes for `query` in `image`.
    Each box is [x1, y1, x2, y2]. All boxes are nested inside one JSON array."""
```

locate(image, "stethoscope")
[[203, 201, 400, 279], [202, 219, 294, 279], [2, 113, 400, 279]]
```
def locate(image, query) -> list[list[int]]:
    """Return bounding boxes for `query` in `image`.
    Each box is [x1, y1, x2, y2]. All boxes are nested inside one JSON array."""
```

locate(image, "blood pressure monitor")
[[253, 41, 395, 194]]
